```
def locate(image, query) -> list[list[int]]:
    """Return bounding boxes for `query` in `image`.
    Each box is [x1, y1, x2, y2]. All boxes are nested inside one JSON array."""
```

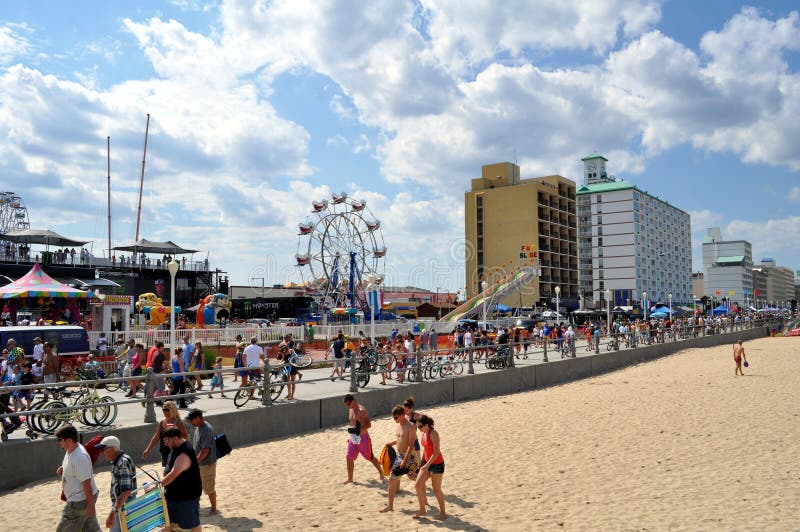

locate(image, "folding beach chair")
[[119, 469, 171, 532]]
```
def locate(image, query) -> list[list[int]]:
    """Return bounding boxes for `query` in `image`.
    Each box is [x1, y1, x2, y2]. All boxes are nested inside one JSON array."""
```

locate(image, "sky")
[[1, 0, 799, 297]]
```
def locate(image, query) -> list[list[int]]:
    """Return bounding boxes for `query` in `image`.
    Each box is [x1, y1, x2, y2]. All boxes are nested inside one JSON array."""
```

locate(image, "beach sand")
[[1, 336, 798, 530]]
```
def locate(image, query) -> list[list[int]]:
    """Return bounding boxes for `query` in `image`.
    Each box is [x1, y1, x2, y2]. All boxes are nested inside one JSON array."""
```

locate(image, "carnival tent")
[[0, 263, 93, 299]]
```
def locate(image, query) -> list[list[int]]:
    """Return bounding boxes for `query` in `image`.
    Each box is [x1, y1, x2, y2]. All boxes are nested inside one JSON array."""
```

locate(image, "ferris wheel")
[[295, 193, 386, 310], [0, 192, 30, 240]]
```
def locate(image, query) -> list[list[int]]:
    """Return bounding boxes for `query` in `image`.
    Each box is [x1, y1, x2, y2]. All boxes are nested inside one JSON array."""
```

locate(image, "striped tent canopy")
[[0, 263, 93, 299]]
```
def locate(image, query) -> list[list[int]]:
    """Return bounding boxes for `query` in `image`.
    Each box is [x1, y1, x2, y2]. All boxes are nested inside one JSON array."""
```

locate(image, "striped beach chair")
[[120, 482, 170, 532]]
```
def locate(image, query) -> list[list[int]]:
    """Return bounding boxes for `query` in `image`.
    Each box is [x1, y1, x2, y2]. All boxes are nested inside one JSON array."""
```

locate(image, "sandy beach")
[[1, 336, 798, 531]]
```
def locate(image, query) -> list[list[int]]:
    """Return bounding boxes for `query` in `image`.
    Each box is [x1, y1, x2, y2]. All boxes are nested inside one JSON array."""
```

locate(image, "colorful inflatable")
[[195, 293, 231, 328], [135, 292, 180, 326]]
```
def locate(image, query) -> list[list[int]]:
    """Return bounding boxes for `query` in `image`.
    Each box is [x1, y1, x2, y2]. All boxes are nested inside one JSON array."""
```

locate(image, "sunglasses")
[[162, 409, 170, 413]]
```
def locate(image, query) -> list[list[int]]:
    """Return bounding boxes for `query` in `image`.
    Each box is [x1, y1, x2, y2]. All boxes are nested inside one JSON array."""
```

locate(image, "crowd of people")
[[54, 403, 219, 532]]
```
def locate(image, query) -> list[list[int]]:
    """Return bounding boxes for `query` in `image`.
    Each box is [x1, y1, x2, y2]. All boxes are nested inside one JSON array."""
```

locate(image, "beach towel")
[[379, 444, 397, 476]]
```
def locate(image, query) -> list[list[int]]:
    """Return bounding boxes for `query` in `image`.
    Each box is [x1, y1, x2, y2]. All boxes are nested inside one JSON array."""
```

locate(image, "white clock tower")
[[581, 154, 610, 185]]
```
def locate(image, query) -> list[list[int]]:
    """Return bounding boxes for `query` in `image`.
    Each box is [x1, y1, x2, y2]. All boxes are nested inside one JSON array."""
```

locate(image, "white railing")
[[88, 326, 305, 348]]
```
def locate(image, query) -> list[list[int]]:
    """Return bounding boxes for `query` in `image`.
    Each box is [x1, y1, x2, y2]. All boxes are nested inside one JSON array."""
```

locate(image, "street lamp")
[[554, 286, 561, 323], [642, 290, 648, 322], [605, 288, 612, 336], [436, 286, 441, 320], [668, 292, 673, 321], [168, 259, 179, 359]]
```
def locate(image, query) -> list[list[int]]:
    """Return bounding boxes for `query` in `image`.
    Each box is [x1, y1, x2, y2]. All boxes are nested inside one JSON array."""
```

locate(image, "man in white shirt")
[[32, 336, 44, 362], [56, 424, 100, 532], [241, 336, 263, 388]]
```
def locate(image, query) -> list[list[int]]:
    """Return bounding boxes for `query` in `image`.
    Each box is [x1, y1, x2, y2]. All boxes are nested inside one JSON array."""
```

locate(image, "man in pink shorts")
[[343, 394, 385, 484]]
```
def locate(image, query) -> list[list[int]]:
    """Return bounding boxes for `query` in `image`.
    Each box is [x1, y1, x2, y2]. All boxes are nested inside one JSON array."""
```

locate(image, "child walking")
[[209, 357, 226, 398]]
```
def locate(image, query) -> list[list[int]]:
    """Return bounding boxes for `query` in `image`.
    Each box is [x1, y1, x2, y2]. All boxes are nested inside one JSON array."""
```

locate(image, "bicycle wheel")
[[292, 354, 313, 368], [268, 372, 285, 401], [452, 360, 464, 375], [83, 397, 110, 427], [40, 400, 67, 435], [423, 363, 436, 380], [356, 371, 370, 388], [104, 372, 121, 392], [406, 366, 418, 382], [606, 342, 613, 351], [233, 388, 254, 408], [26, 398, 49, 434], [98, 396, 118, 426], [378, 353, 397, 372]]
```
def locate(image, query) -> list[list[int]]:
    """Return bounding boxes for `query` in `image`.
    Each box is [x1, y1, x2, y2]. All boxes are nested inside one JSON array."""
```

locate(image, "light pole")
[[605, 288, 612, 336], [436, 286, 441, 320], [168, 259, 179, 358], [642, 290, 648, 322], [668, 292, 673, 321], [554, 285, 561, 323], [481, 281, 489, 330]]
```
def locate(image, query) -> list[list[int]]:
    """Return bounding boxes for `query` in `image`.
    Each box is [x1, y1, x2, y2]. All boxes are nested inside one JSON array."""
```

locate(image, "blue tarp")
[[494, 303, 512, 313], [650, 311, 668, 318]]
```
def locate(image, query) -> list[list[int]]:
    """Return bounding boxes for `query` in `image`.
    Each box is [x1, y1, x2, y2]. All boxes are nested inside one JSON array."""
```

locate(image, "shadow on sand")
[[202, 511, 263, 532]]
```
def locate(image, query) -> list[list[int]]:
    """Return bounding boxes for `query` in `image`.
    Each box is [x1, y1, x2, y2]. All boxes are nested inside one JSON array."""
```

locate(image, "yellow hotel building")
[[465, 162, 578, 309]]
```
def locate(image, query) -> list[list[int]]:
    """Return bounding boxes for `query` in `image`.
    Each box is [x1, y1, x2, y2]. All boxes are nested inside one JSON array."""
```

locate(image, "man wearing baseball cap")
[[185, 409, 218, 515], [96, 436, 137, 532]]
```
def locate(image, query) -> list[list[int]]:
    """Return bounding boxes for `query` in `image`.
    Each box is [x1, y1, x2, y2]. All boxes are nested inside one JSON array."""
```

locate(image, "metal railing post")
[[143, 367, 156, 423], [571, 338, 576, 358], [349, 354, 358, 393], [261, 357, 272, 406], [416, 350, 424, 382], [467, 346, 474, 374], [614, 332, 619, 350], [506, 342, 515, 368], [595, 335, 600, 354], [542, 340, 548, 362]]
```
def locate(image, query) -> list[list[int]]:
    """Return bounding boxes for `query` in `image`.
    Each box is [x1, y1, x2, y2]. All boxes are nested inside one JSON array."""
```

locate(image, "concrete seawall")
[[0, 326, 767, 492]]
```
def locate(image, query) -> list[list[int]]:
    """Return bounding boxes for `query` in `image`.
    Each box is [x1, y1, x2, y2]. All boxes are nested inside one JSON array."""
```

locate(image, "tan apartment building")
[[464, 162, 578, 310]]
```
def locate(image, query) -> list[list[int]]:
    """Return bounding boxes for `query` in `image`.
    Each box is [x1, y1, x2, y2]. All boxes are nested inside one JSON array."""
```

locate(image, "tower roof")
[[580, 153, 608, 162]]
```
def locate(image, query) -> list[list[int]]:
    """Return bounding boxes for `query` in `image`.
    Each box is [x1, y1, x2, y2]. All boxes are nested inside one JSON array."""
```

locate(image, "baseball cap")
[[96, 435, 121, 449]]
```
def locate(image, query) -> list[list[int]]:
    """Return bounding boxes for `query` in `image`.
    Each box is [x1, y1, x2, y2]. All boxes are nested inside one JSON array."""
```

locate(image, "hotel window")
[[596, 195, 602, 203]]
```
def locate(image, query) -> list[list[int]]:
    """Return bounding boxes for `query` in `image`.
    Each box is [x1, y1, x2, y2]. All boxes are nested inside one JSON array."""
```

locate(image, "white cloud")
[[726, 216, 800, 266], [0, 23, 33, 64], [424, 0, 662, 72], [352, 134, 371, 154], [329, 93, 354, 120], [789, 187, 800, 203]]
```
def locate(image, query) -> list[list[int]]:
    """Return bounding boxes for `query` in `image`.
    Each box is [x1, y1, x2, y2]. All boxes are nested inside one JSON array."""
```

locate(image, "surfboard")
[[379, 444, 396, 476]]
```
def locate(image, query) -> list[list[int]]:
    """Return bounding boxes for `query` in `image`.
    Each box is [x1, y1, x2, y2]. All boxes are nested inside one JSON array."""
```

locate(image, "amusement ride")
[[295, 193, 386, 320]]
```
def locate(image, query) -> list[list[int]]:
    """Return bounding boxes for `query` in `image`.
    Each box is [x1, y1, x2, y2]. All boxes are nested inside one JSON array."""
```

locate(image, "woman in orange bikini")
[[414, 414, 445, 520]]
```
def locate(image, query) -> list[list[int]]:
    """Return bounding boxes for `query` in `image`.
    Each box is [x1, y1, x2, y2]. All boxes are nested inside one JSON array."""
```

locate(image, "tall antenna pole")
[[107, 136, 112, 263], [135, 113, 150, 243]]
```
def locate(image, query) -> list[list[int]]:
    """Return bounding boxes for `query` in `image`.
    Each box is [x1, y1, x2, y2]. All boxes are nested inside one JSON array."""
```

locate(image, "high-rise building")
[[576, 155, 692, 309], [464, 162, 578, 309], [701, 227, 753, 306], [754, 258, 795, 307]]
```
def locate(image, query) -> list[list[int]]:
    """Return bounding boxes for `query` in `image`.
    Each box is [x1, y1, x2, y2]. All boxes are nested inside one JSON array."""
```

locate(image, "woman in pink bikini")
[[414, 414, 446, 520]]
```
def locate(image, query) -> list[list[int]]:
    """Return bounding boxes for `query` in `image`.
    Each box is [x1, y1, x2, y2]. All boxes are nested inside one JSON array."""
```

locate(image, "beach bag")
[[215, 433, 232, 459]]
